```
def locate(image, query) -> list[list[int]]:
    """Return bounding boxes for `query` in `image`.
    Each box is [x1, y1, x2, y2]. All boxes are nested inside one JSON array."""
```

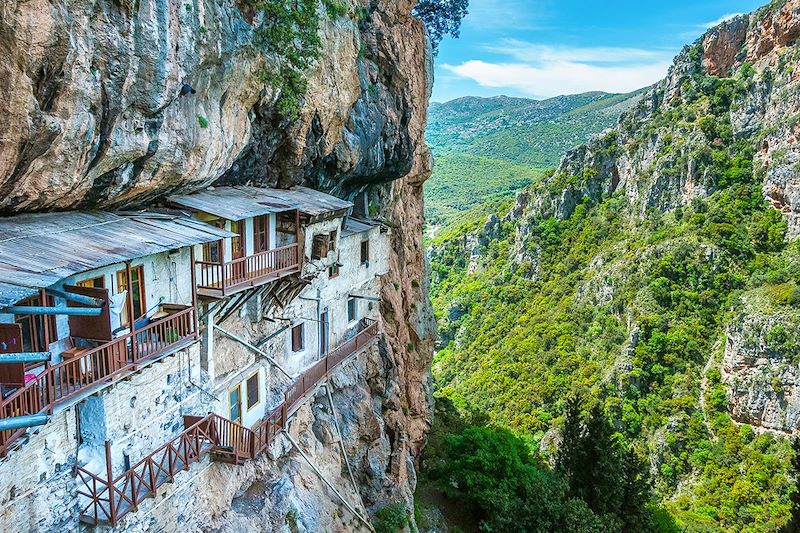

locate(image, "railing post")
[[105, 440, 117, 525]]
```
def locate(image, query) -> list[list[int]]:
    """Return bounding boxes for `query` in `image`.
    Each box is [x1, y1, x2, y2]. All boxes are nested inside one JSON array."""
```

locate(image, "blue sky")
[[432, 0, 766, 102]]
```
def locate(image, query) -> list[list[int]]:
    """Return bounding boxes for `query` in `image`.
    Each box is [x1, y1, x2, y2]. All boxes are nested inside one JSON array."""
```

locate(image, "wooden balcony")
[[195, 243, 301, 298], [76, 318, 379, 526], [0, 306, 198, 457]]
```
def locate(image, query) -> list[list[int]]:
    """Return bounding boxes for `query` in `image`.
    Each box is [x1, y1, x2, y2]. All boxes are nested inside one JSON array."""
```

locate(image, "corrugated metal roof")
[[167, 186, 353, 221], [341, 218, 377, 237], [0, 211, 234, 309]]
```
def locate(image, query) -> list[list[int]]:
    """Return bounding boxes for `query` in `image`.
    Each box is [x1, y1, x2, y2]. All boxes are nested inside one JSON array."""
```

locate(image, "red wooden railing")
[[196, 244, 301, 296], [0, 307, 197, 457], [76, 414, 232, 525], [76, 318, 379, 526]]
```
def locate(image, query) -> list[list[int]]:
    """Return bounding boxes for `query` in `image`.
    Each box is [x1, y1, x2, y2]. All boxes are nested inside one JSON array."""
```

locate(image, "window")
[[246, 372, 260, 410], [230, 220, 246, 260], [254, 215, 270, 253], [329, 230, 337, 252], [77, 276, 105, 289], [202, 240, 221, 263], [229, 385, 242, 422], [360, 240, 370, 266], [312, 234, 330, 260], [116, 265, 146, 328], [291, 323, 305, 352], [347, 297, 358, 322], [202, 219, 225, 263], [329, 263, 340, 278], [14, 295, 55, 353]]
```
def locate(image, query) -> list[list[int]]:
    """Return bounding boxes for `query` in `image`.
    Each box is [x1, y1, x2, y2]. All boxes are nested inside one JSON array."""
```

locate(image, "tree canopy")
[[413, 0, 469, 54]]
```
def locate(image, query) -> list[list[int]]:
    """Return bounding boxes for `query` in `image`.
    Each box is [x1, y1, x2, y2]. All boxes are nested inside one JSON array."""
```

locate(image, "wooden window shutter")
[[246, 372, 259, 409], [312, 234, 329, 260], [292, 324, 304, 352]]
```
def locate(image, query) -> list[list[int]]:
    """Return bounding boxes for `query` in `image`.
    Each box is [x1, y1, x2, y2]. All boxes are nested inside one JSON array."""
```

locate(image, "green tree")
[[581, 403, 624, 516], [620, 448, 656, 532], [413, 0, 469, 54], [782, 437, 800, 532]]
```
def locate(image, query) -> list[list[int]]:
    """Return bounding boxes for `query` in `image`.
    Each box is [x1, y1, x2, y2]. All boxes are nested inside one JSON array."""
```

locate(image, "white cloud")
[[441, 42, 674, 99], [487, 40, 669, 64], [463, 0, 547, 31], [702, 13, 744, 29]]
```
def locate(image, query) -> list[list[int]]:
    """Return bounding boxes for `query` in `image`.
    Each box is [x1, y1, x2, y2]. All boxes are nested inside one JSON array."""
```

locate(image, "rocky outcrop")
[[0, 0, 428, 209], [505, 0, 800, 237], [723, 290, 800, 432], [0, 0, 434, 528]]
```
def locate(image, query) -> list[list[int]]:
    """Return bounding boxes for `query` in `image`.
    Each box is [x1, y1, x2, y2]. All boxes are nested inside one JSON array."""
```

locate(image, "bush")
[[374, 503, 407, 533], [244, 0, 321, 118]]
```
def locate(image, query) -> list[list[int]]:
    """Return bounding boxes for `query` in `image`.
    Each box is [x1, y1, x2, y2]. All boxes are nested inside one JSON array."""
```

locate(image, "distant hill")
[[424, 90, 646, 227]]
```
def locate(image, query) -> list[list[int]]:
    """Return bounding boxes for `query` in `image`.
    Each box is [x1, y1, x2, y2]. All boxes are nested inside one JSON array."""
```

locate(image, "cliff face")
[[493, 0, 800, 436], [0, 0, 434, 528], [0, 0, 429, 208], [508, 1, 800, 238]]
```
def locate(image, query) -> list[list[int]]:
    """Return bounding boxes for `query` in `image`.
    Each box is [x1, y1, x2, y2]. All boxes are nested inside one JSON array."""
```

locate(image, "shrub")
[[244, 0, 321, 118], [374, 503, 407, 533]]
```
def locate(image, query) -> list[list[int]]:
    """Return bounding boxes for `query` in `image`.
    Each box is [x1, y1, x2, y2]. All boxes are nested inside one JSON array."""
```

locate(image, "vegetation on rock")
[[425, 9, 800, 530], [244, 0, 322, 118]]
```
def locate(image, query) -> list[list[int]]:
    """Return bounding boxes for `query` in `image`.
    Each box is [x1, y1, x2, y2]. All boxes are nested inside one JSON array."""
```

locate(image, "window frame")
[[116, 265, 146, 328], [347, 297, 358, 323], [329, 263, 340, 279], [360, 239, 370, 266], [254, 214, 270, 253], [77, 276, 105, 289], [246, 371, 260, 411], [230, 219, 246, 260], [291, 323, 305, 352], [329, 230, 337, 252], [228, 384, 242, 422]]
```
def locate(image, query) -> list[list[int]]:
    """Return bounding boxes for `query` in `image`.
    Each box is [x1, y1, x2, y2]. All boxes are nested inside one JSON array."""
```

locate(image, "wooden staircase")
[[75, 318, 379, 526]]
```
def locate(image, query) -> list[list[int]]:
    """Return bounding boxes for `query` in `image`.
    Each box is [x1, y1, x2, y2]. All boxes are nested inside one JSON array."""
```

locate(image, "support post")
[[125, 261, 137, 362], [325, 384, 363, 506], [282, 431, 375, 532], [39, 289, 51, 349], [294, 210, 302, 269], [212, 324, 293, 379], [105, 440, 117, 525], [189, 247, 199, 338], [219, 234, 226, 294]]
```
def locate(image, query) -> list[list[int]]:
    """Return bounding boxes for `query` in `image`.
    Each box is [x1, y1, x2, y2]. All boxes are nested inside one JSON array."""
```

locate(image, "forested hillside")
[[424, 91, 644, 229], [423, 1, 800, 530]]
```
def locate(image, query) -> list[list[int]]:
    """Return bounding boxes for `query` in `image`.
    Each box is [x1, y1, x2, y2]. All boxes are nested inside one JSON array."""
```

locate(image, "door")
[[320, 311, 329, 355], [0, 324, 25, 386], [254, 215, 270, 253], [229, 384, 242, 423], [116, 266, 146, 329]]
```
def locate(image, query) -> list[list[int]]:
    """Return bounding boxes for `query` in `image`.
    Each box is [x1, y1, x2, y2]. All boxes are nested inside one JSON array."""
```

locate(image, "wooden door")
[[64, 285, 112, 341], [229, 385, 242, 423]]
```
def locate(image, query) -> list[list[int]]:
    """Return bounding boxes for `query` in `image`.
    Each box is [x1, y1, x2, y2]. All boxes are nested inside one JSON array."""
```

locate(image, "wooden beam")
[[0, 352, 51, 364], [46, 287, 105, 307], [0, 414, 49, 432], [0, 306, 102, 316]]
